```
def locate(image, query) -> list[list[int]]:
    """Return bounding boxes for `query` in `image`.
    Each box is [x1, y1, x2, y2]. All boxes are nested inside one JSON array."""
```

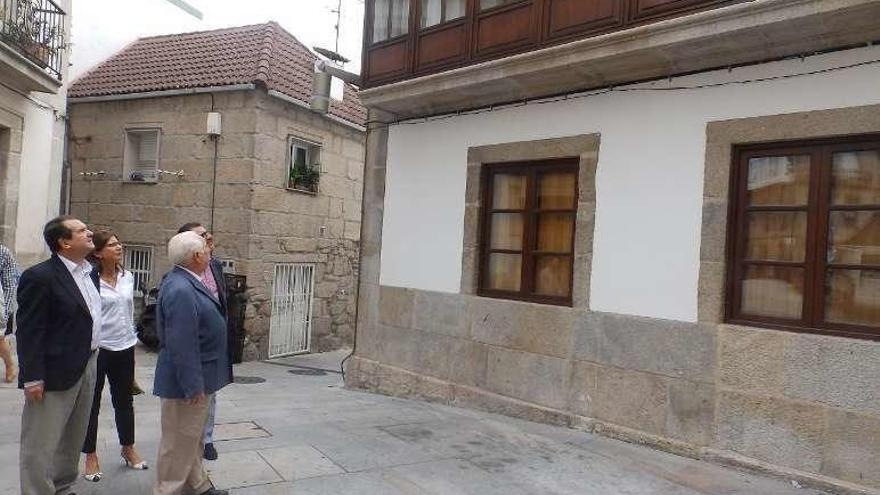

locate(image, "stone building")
[[67, 22, 366, 357], [346, 1, 880, 494], [0, 0, 72, 267]]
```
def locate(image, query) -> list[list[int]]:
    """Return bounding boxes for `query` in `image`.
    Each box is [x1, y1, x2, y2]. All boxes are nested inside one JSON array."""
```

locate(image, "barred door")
[[269, 263, 315, 357]]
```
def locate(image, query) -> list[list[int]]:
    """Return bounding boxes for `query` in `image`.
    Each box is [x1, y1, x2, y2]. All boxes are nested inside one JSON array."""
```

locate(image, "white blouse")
[[97, 270, 138, 351]]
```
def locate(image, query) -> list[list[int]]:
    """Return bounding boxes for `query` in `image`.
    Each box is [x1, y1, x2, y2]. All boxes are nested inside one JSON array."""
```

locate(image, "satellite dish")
[[313, 46, 349, 64], [164, 0, 204, 19]]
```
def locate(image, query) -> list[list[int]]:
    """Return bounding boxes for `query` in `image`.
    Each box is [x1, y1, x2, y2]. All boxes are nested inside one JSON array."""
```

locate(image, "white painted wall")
[[15, 104, 64, 266], [12, 0, 71, 267], [379, 45, 880, 322]]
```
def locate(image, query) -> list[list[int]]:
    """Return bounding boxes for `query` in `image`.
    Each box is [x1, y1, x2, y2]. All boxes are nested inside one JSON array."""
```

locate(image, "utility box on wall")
[[207, 111, 222, 136]]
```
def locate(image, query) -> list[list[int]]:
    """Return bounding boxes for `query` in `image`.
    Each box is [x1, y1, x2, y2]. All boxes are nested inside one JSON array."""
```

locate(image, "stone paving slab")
[[0, 345, 828, 495], [214, 421, 272, 441]]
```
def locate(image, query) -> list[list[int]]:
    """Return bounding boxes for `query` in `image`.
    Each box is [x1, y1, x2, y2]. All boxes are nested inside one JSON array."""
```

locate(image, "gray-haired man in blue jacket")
[[152, 231, 229, 495]]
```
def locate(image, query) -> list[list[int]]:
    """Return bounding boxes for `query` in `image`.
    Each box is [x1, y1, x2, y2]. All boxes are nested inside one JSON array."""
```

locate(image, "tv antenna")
[[331, 0, 343, 53], [163, 0, 203, 19]]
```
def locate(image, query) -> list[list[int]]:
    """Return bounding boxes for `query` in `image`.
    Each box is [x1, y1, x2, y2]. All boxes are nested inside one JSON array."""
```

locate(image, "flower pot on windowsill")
[[22, 40, 50, 68], [288, 165, 320, 194]]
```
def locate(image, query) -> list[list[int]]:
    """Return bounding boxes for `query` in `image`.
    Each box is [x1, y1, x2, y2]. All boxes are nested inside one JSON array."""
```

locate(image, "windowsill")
[[286, 186, 318, 196], [725, 318, 880, 342], [477, 290, 573, 308]]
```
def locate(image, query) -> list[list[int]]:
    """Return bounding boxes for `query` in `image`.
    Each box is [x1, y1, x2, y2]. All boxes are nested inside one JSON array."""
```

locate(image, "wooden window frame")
[[726, 134, 880, 340], [419, 0, 467, 28], [370, 0, 413, 45], [478, 158, 578, 306]]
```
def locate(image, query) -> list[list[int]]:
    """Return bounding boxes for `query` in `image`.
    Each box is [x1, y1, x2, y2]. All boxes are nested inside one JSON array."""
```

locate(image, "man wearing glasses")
[[176, 223, 230, 461]]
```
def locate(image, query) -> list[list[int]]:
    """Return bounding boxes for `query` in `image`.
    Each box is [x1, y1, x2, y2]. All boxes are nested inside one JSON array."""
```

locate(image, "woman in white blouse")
[[81, 230, 147, 481]]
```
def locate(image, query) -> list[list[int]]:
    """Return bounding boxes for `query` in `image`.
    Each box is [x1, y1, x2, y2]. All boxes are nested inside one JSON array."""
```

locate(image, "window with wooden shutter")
[[727, 135, 880, 339], [123, 129, 161, 183]]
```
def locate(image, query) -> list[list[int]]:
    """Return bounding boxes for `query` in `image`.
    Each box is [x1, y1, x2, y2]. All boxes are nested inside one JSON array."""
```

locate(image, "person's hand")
[[24, 383, 44, 403], [187, 392, 206, 406]]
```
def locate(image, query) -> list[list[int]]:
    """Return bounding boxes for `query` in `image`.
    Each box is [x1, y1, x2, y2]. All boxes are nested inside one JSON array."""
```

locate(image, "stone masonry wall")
[[347, 108, 880, 495], [69, 89, 364, 359], [239, 92, 362, 356]]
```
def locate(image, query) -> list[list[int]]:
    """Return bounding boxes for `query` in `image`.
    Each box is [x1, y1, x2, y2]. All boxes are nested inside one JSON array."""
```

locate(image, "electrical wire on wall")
[[364, 44, 880, 130], [209, 93, 219, 232]]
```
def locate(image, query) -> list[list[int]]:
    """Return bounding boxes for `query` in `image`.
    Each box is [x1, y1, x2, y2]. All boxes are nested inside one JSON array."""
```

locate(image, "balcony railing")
[[0, 0, 65, 80]]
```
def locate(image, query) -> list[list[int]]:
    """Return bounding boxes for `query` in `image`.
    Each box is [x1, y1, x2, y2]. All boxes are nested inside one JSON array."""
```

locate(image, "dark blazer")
[[209, 257, 235, 382], [153, 266, 230, 399], [16, 255, 99, 391], [209, 257, 228, 314]]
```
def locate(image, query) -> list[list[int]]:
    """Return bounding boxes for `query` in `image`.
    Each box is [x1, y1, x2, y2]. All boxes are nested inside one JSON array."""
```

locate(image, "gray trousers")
[[202, 393, 216, 444], [20, 352, 98, 495]]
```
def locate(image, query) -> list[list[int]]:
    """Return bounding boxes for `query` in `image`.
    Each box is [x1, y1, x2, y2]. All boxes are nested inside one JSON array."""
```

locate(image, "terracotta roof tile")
[[69, 22, 366, 127]]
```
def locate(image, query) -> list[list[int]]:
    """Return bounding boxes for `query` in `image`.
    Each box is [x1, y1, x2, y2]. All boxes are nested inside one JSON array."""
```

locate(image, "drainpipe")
[[60, 113, 71, 214]]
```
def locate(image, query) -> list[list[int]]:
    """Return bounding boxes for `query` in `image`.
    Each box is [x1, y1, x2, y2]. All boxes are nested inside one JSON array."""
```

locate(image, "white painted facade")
[[0, 0, 71, 267], [14, 92, 66, 266], [379, 45, 880, 322]]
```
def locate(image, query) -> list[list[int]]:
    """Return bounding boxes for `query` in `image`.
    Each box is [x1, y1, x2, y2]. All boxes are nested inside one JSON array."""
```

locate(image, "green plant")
[[289, 163, 320, 192]]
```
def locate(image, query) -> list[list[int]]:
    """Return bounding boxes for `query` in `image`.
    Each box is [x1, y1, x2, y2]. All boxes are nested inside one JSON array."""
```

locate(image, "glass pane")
[[486, 253, 521, 291], [293, 146, 307, 168], [539, 172, 576, 209], [745, 211, 807, 262], [481, 0, 519, 9], [490, 213, 524, 250], [537, 213, 574, 253], [825, 269, 880, 327], [390, 0, 410, 38], [828, 211, 880, 265], [421, 0, 465, 27], [740, 265, 804, 319], [832, 150, 880, 205], [747, 155, 810, 206], [421, 0, 441, 27], [446, 0, 465, 19], [373, 0, 390, 42], [492, 174, 526, 209], [535, 256, 571, 298]]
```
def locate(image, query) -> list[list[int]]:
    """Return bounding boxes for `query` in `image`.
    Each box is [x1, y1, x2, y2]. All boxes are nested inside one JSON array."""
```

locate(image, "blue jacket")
[[153, 266, 229, 399]]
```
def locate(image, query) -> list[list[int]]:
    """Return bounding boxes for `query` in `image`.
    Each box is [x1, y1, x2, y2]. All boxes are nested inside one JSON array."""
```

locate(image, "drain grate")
[[233, 376, 267, 384]]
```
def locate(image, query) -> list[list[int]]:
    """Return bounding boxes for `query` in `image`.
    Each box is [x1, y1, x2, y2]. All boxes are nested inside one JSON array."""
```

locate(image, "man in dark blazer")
[[177, 222, 231, 461], [153, 231, 230, 495], [17, 216, 101, 495]]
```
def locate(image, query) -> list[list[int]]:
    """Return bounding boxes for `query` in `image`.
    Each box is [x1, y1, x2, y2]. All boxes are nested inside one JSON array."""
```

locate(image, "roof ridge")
[[254, 22, 276, 86], [69, 38, 140, 87], [136, 22, 271, 42]]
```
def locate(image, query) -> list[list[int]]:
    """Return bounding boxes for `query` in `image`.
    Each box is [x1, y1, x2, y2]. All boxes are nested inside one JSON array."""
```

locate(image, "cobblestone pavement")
[[0, 344, 825, 494]]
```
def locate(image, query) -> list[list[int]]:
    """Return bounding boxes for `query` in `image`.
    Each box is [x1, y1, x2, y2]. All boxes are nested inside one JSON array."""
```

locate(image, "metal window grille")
[[269, 263, 315, 358], [124, 245, 153, 297]]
